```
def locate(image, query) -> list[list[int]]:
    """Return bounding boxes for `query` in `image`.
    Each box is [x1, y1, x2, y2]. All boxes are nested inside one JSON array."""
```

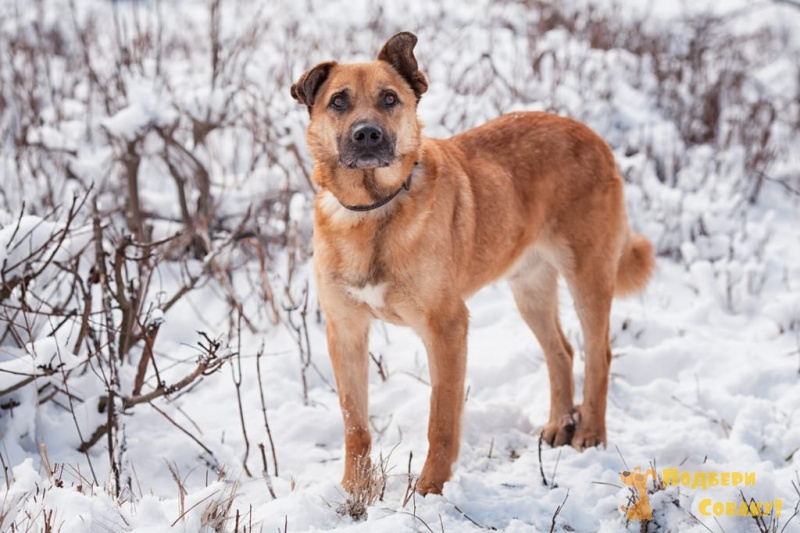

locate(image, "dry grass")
[[336, 453, 390, 521]]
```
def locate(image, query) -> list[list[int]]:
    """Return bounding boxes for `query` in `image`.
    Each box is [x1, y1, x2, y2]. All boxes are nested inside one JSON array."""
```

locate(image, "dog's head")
[[291, 32, 427, 188]]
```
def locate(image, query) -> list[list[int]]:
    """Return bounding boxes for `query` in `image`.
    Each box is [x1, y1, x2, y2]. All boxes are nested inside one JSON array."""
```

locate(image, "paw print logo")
[[620, 467, 655, 521]]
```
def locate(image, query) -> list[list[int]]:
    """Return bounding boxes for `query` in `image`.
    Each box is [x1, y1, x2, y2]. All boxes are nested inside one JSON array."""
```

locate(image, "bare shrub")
[[0, 0, 298, 512]]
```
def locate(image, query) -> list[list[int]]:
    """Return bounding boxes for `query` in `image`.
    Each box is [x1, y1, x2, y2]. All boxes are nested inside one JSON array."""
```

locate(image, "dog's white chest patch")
[[345, 283, 388, 309]]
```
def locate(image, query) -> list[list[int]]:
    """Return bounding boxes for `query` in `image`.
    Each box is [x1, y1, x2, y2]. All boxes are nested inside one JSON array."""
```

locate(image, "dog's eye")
[[382, 92, 398, 108], [329, 94, 348, 110]]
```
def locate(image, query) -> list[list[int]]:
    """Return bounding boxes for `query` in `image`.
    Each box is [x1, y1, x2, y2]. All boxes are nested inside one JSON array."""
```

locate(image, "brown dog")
[[291, 32, 654, 496]]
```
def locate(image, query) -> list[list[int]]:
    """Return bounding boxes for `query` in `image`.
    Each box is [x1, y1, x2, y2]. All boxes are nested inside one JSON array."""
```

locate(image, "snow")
[[101, 77, 180, 141], [0, 216, 63, 273], [1, 0, 800, 531]]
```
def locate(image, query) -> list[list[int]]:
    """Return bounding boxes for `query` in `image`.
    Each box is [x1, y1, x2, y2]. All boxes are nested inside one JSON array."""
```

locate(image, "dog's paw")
[[415, 475, 443, 496], [416, 461, 450, 495], [571, 430, 606, 450], [569, 407, 606, 450], [540, 411, 578, 447]]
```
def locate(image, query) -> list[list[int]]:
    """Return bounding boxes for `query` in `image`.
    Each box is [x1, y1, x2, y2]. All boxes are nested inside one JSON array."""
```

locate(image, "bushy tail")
[[614, 233, 655, 297]]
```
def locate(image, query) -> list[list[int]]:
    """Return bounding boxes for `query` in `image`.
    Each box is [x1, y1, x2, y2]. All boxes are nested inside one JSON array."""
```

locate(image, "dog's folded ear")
[[291, 61, 336, 111], [378, 32, 428, 101]]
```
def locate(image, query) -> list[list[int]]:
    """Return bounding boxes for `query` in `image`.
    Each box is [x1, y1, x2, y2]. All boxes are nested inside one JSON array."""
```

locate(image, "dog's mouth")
[[339, 152, 396, 169]]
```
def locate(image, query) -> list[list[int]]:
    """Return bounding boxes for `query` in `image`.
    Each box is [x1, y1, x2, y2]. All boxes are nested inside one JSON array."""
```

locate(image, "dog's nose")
[[351, 124, 383, 146]]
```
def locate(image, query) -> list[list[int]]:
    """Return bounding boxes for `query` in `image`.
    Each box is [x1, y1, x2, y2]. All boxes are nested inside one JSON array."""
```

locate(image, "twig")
[[395, 511, 435, 533], [256, 342, 279, 476], [123, 354, 225, 409], [616, 444, 630, 472], [451, 501, 495, 530], [231, 311, 252, 477], [550, 490, 569, 533], [167, 462, 188, 526], [132, 319, 161, 397], [538, 435, 548, 486], [258, 443, 277, 500], [402, 451, 416, 508], [551, 449, 562, 488], [369, 351, 388, 382], [150, 402, 218, 466]]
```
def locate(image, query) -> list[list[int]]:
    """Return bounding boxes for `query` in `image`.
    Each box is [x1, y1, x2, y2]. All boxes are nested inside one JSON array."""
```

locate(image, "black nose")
[[351, 123, 383, 146]]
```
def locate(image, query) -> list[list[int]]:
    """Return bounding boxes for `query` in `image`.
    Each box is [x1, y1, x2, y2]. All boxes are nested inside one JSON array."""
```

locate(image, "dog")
[[291, 32, 654, 496]]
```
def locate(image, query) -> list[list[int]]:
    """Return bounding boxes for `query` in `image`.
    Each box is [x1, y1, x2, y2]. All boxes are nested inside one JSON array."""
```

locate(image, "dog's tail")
[[614, 232, 655, 297]]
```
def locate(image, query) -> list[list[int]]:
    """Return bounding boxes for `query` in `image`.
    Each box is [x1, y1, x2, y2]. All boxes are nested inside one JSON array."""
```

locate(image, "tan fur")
[[291, 32, 654, 496]]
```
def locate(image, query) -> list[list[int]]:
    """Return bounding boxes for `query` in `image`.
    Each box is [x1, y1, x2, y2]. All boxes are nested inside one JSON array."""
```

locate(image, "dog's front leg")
[[415, 301, 468, 495], [326, 310, 372, 493]]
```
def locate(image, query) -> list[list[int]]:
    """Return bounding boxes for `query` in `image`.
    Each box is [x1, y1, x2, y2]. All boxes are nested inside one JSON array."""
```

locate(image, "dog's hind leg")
[[508, 253, 576, 446], [563, 252, 616, 449]]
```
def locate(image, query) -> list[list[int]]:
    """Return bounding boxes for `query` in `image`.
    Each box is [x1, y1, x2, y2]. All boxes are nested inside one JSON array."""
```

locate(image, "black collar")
[[339, 169, 414, 212]]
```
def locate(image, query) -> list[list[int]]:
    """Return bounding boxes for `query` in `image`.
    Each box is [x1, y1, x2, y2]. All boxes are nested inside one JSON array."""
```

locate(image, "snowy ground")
[[2, 0, 800, 531]]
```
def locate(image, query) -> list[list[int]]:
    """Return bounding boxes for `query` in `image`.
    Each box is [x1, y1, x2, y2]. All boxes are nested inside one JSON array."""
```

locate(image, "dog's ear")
[[291, 61, 336, 111], [378, 32, 428, 101]]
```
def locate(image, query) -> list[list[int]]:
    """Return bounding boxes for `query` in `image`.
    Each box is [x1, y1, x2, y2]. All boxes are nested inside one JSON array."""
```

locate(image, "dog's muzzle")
[[339, 122, 395, 169]]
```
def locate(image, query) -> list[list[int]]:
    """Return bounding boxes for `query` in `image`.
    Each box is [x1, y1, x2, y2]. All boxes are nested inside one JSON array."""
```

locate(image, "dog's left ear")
[[291, 61, 336, 111], [378, 32, 428, 101]]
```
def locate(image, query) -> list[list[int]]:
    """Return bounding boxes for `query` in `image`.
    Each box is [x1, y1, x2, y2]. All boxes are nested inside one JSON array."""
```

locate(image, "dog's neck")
[[338, 164, 416, 212]]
